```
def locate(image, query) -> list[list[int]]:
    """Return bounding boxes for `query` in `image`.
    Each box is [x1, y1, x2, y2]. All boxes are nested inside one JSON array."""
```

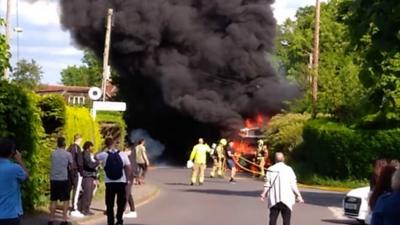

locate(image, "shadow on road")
[[124, 224, 151, 225], [302, 190, 345, 207], [322, 219, 359, 224], [183, 189, 259, 197], [165, 182, 191, 186], [182, 188, 345, 208]]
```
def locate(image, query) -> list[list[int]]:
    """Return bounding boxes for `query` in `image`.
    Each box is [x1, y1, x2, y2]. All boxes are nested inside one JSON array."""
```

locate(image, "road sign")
[[91, 101, 126, 119]]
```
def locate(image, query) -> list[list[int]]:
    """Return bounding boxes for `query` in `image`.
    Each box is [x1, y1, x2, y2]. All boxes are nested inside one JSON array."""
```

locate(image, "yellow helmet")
[[220, 138, 227, 146]]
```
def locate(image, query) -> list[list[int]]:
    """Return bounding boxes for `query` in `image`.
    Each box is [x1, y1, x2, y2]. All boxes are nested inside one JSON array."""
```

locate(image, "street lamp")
[[14, 26, 23, 61], [280, 40, 313, 84]]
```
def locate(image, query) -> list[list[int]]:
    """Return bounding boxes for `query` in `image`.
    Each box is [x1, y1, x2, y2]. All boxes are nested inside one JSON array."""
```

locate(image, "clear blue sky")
[[0, 0, 324, 84]]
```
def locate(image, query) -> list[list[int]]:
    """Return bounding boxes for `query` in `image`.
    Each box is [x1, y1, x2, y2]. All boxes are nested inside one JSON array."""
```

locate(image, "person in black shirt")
[[79, 141, 99, 216], [68, 134, 85, 217], [226, 141, 237, 183]]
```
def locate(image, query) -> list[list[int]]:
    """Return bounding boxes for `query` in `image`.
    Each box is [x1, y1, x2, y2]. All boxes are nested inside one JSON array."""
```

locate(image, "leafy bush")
[[64, 106, 102, 149], [357, 111, 400, 129], [291, 161, 368, 189], [96, 111, 126, 148], [301, 119, 400, 179], [0, 81, 51, 209], [265, 113, 311, 154], [38, 95, 66, 134]]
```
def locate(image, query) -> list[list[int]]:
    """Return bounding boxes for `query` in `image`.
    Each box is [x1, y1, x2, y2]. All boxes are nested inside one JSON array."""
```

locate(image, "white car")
[[343, 186, 371, 224]]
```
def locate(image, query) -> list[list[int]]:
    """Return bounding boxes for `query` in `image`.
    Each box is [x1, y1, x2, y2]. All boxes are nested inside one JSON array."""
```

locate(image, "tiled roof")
[[37, 84, 90, 94]]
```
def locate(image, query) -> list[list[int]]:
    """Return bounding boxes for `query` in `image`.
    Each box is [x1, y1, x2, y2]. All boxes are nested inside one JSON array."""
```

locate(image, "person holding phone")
[[0, 138, 29, 225]]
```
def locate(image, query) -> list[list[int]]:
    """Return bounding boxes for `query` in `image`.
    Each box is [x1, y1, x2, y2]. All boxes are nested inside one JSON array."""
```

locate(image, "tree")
[[276, 0, 366, 122], [61, 50, 102, 87], [345, 0, 400, 118], [10, 59, 42, 89], [0, 18, 11, 77]]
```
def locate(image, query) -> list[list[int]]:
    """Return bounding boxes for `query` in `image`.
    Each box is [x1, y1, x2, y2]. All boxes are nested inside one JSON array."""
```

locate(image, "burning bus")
[[233, 115, 270, 177]]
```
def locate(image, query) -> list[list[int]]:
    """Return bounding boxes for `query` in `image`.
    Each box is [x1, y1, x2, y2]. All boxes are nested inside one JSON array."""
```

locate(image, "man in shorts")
[[49, 137, 73, 225], [226, 141, 237, 183]]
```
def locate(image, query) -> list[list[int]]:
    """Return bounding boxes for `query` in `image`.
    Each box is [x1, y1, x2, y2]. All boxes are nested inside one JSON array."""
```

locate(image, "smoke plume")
[[59, 0, 298, 162], [130, 129, 165, 163]]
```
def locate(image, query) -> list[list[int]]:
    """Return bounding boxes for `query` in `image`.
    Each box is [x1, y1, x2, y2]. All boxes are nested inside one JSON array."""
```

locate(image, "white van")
[[343, 186, 371, 224]]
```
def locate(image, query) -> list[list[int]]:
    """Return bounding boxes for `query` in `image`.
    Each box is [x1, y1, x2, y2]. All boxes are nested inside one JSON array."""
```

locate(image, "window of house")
[[68, 96, 86, 105]]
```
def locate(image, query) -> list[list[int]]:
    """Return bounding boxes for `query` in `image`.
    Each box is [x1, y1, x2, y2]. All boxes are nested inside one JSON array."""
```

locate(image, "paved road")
[[91, 168, 360, 225]]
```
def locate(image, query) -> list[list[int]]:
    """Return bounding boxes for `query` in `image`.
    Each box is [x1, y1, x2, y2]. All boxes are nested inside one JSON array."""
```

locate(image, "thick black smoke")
[[59, 0, 297, 162]]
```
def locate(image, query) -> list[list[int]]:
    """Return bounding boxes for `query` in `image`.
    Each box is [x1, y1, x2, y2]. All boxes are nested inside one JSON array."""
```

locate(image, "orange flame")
[[243, 114, 269, 128], [244, 119, 253, 128], [233, 141, 256, 155]]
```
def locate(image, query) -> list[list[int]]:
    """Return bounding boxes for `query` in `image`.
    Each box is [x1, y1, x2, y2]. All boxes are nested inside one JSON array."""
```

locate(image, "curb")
[[73, 184, 160, 225], [298, 183, 350, 193]]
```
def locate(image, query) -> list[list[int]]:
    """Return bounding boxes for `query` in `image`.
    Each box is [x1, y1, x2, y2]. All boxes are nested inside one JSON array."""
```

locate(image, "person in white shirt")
[[260, 152, 304, 225], [96, 138, 132, 225]]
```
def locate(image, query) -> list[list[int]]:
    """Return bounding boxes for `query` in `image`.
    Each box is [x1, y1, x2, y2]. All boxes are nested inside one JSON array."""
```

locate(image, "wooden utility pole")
[[4, 0, 12, 80], [101, 8, 113, 101], [311, 0, 321, 118]]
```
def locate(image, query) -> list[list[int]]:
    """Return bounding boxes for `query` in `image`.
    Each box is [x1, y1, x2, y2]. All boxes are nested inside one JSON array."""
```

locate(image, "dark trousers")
[[137, 163, 147, 178], [269, 202, 291, 225], [79, 177, 95, 213], [126, 179, 136, 211], [106, 183, 127, 225], [0, 217, 20, 225], [70, 171, 81, 210]]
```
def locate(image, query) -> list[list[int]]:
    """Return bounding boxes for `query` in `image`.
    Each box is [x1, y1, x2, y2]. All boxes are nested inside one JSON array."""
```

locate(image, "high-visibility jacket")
[[190, 144, 210, 164]]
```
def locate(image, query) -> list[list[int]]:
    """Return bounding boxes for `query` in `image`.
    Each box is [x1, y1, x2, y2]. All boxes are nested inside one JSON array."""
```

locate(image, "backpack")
[[104, 151, 124, 180]]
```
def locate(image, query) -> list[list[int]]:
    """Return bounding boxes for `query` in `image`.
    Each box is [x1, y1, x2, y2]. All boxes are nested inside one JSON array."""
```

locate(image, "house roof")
[[37, 84, 91, 94]]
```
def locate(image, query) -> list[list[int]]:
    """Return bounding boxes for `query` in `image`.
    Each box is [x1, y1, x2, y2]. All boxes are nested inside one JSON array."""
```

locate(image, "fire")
[[233, 141, 256, 155], [244, 114, 269, 128], [234, 113, 270, 175], [244, 119, 254, 129]]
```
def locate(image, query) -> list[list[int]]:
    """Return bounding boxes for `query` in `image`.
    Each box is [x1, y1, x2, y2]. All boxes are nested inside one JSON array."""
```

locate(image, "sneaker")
[[124, 211, 138, 218], [116, 222, 123, 225], [83, 211, 95, 216], [70, 210, 85, 217], [190, 182, 194, 186], [229, 178, 236, 183]]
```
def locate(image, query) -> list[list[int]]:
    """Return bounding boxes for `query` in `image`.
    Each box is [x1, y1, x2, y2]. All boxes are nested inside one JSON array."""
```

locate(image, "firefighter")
[[257, 139, 268, 177], [189, 138, 211, 185], [210, 139, 227, 178]]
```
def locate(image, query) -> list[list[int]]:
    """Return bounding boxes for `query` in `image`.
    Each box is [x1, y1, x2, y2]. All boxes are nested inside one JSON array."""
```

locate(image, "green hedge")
[[302, 119, 400, 179], [38, 95, 66, 134], [0, 81, 52, 209], [265, 113, 310, 154], [64, 106, 102, 150], [96, 111, 126, 148], [0, 83, 107, 210]]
